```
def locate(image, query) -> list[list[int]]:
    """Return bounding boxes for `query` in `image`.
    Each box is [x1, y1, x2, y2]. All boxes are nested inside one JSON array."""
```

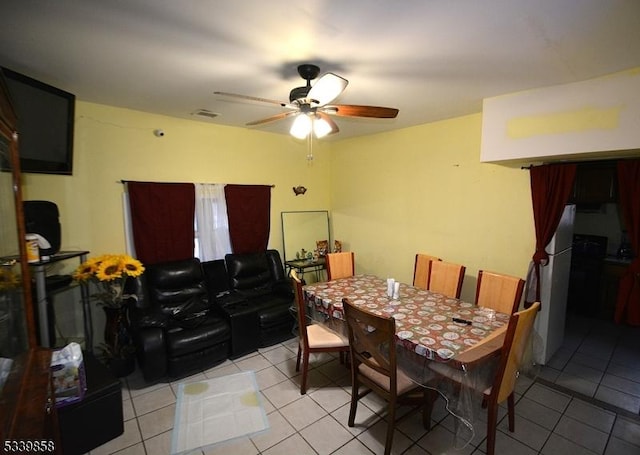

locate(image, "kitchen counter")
[[604, 255, 634, 266]]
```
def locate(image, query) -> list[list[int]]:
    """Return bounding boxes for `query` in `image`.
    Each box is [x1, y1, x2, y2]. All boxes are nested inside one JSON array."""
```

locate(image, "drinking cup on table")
[[387, 278, 395, 298]]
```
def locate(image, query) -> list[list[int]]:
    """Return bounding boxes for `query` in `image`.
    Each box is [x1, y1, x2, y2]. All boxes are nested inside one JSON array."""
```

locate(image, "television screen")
[[1, 67, 75, 175]]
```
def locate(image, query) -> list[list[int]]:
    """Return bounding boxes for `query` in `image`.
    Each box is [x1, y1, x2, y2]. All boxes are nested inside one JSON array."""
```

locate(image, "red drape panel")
[[127, 182, 195, 265], [614, 159, 640, 325], [524, 163, 577, 308], [224, 184, 271, 254]]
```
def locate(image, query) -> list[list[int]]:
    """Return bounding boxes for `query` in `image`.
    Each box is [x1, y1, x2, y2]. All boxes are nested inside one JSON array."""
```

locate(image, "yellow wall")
[[330, 114, 535, 302], [22, 103, 536, 305], [21, 101, 333, 270]]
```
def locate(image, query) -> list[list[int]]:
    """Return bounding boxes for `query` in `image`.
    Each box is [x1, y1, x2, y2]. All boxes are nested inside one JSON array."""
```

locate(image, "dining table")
[[302, 274, 514, 447]]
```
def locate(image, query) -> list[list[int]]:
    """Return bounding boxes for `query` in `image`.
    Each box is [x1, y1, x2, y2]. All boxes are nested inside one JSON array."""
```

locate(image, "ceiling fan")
[[214, 64, 399, 139]]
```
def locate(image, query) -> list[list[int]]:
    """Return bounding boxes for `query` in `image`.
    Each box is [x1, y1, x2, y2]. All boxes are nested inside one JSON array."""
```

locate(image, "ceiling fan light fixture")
[[313, 116, 332, 138], [217, 63, 397, 144], [290, 114, 312, 139]]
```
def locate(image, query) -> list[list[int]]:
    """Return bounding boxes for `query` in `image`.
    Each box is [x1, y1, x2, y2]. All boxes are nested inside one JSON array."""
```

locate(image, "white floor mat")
[[171, 370, 269, 454]]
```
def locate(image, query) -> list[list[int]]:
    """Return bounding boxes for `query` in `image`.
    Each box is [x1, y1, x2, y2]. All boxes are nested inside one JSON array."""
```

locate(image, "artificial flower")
[[0, 267, 19, 290], [73, 253, 145, 361], [74, 253, 145, 309]]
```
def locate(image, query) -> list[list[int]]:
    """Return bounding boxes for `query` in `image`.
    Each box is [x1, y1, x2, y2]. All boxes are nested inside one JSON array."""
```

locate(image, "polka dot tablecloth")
[[303, 275, 510, 362]]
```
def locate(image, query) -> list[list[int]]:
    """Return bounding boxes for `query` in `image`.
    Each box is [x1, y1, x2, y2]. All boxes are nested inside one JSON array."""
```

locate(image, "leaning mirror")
[[281, 211, 330, 262]]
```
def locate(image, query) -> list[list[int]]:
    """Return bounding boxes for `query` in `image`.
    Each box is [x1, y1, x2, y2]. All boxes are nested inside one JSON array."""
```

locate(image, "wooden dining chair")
[[475, 270, 525, 315], [427, 260, 466, 298], [325, 251, 355, 281], [343, 298, 430, 455], [291, 270, 349, 394], [428, 301, 540, 455], [412, 253, 441, 289]]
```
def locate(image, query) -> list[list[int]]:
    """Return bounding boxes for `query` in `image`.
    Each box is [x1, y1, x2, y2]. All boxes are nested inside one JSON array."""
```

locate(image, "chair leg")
[[348, 377, 359, 427], [295, 344, 302, 372], [300, 350, 310, 394], [507, 393, 515, 432], [486, 400, 498, 455], [384, 398, 397, 455]]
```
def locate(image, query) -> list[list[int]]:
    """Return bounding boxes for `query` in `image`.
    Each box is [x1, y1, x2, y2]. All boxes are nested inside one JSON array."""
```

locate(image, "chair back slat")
[[413, 254, 441, 289], [291, 270, 309, 350], [476, 270, 525, 315], [428, 260, 465, 298], [343, 298, 396, 378], [326, 252, 355, 281], [494, 302, 540, 403]]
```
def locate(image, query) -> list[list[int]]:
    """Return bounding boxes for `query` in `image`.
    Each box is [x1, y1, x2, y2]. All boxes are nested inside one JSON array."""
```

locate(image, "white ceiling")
[[2, 0, 640, 140]]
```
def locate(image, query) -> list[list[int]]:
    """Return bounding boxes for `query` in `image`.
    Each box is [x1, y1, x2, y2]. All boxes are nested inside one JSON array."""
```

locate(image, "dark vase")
[[102, 306, 135, 377], [108, 355, 136, 378]]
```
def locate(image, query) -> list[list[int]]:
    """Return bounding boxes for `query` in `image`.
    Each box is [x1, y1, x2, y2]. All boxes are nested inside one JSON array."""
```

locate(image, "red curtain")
[[614, 159, 640, 325], [524, 163, 577, 308], [224, 184, 271, 254], [127, 182, 195, 265]]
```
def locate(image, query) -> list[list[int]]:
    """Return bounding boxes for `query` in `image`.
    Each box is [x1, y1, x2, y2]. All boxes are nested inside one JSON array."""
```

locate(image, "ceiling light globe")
[[290, 114, 312, 139], [313, 118, 332, 138]]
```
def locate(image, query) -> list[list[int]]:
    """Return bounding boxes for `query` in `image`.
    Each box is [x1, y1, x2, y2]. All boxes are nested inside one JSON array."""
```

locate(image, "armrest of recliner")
[[212, 291, 250, 311], [129, 303, 171, 382], [130, 305, 170, 329], [133, 327, 167, 382]]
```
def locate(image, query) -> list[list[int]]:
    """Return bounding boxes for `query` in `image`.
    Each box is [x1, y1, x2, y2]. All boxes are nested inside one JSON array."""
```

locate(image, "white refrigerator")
[[535, 204, 575, 365]]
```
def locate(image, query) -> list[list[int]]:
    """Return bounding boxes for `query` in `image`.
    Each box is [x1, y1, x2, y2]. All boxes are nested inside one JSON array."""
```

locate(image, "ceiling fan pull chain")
[[307, 133, 314, 162]]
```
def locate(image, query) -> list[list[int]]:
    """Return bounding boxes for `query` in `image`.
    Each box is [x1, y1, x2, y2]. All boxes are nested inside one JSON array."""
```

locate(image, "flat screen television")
[[1, 67, 75, 175]]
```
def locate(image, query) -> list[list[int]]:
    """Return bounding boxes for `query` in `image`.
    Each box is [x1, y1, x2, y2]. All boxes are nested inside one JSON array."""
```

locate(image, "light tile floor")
[[87, 334, 640, 455], [539, 312, 640, 418]]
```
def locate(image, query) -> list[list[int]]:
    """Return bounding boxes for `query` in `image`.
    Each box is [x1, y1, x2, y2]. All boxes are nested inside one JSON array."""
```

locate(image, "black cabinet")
[[570, 162, 617, 204], [58, 351, 123, 455]]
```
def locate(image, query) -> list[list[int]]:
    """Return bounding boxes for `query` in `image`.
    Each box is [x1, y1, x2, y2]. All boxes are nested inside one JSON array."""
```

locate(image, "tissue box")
[[51, 342, 87, 408]]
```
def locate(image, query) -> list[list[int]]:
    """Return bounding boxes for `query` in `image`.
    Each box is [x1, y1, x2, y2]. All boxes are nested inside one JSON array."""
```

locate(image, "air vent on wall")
[[191, 109, 219, 119]]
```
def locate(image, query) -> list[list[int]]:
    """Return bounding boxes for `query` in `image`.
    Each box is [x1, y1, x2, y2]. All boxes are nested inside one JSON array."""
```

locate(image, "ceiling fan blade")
[[325, 104, 399, 118], [316, 112, 339, 136], [214, 91, 289, 107], [246, 111, 297, 126], [307, 73, 348, 106]]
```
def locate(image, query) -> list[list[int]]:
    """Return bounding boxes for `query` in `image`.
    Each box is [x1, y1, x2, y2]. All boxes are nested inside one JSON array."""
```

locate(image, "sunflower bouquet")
[[74, 254, 144, 369], [73, 254, 145, 309]]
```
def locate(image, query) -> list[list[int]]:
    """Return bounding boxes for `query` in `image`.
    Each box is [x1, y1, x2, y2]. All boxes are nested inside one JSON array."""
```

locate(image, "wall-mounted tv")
[[1, 67, 75, 175]]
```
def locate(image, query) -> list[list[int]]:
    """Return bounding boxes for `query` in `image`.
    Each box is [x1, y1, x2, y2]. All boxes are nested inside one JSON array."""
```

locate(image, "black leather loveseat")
[[128, 258, 232, 382], [203, 249, 295, 358], [129, 251, 295, 381]]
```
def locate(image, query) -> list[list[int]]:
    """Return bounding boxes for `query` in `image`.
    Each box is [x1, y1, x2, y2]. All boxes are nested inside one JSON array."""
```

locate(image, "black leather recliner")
[[220, 249, 295, 351], [202, 258, 257, 359], [128, 258, 231, 382]]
